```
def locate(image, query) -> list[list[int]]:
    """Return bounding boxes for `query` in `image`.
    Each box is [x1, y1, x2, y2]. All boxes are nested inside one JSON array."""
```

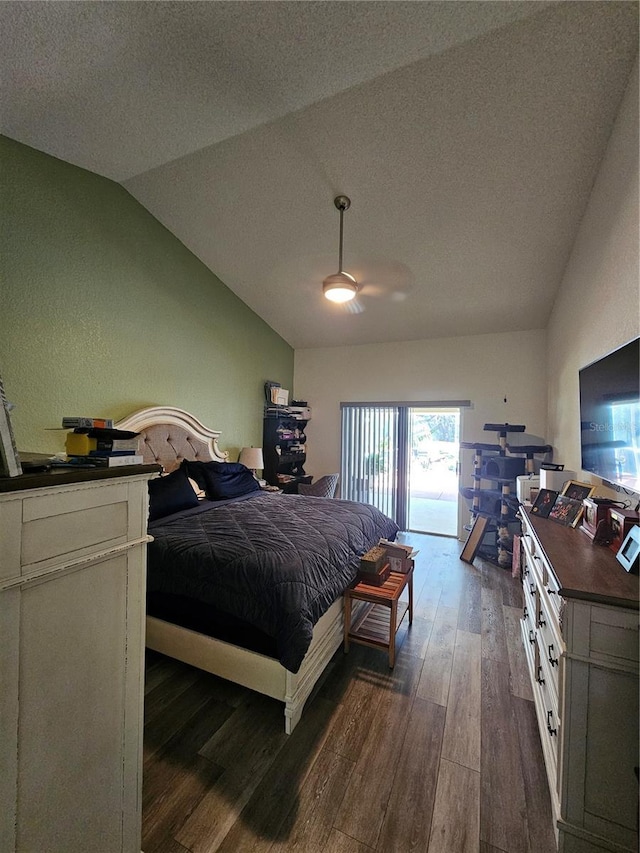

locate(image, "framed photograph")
[[548, 494, 584, 527], [0, 375, 22, 477], [530, 488, 558, 518], [561, 480, 596, 502], [615, 525, 640, 574]]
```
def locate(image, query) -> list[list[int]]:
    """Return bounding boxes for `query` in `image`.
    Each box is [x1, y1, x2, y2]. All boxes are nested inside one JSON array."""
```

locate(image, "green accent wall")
[[0, 136, 293, 459]]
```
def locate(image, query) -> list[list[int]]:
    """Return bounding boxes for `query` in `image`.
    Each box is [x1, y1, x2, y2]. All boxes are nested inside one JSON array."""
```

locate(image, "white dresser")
[[0, 465, 159, 853], [520, 509, 639, 853]]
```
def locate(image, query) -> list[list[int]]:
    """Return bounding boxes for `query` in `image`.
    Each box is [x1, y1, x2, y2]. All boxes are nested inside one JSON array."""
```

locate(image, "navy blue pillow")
[[148, 468, 200, 521], [181, 459, 260, 500]]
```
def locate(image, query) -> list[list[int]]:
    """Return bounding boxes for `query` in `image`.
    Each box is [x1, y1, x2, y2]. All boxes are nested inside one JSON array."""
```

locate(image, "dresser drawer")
[[565, 599, 639, 667], [531, 645, 561, 803], [1, 479, 148, 579]]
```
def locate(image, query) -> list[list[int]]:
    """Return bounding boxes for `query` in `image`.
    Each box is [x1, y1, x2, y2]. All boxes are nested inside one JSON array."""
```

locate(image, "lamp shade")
[[323, 271, 358, 303], [238, 446, 264, 471]]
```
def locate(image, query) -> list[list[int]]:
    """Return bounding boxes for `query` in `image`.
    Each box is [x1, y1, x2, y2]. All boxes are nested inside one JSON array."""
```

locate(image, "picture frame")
[[530, 488, 558, 518], [558, 481, 595, 526], [561, 480, 596, 502], [460, 514, 489, 564], [615, 525, 640, 574], [0, 375, 22, 477], [548, 494, 584, 527]]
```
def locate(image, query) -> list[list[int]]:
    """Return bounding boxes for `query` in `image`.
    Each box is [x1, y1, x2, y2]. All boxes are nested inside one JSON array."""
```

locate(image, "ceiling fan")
[[322, 195, 411, 314], [322, 195, 359, 304]]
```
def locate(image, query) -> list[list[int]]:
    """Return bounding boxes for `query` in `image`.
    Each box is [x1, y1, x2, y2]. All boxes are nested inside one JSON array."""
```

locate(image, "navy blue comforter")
[[147, 492, 399, 672]]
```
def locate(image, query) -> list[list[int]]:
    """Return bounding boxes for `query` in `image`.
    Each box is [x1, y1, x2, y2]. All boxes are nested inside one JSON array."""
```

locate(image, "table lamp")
[[239, 446, 264, 482]]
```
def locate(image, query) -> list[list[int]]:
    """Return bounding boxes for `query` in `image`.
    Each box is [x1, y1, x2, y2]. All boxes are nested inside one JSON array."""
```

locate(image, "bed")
[[116, 406, 399, 732]]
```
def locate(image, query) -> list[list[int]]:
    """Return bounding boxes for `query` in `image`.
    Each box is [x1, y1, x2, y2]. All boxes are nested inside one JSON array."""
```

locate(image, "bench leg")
[[408, 571, 414, 626], [389, 601, 397, 668]]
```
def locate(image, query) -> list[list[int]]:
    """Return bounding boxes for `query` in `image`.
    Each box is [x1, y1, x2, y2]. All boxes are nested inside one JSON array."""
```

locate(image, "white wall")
[[294, 328, 548, 534], [547, 59, 639, 500]]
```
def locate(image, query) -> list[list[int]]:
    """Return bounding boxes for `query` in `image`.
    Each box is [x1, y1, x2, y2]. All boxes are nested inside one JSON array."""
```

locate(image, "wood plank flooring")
[[142, 533, 557, 853]]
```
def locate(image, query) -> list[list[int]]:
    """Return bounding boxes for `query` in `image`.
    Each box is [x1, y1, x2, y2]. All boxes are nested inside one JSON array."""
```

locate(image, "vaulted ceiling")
[[2, 1, 638, 348]]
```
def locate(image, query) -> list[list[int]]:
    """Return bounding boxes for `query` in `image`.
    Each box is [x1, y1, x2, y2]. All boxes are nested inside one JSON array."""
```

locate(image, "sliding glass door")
[[341, 402, 465, 535], [408, 408, 460, 536]]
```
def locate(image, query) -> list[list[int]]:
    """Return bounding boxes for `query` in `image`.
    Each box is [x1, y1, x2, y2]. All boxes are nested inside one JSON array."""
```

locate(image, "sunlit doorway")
[[408, 408, 460, 536]]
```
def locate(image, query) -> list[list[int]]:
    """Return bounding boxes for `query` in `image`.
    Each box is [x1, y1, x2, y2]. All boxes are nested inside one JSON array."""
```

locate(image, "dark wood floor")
[[142, 532, 557, 853]]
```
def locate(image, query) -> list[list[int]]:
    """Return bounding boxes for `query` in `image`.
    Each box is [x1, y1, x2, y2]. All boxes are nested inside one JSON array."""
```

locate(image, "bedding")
[[147, 491, 399, 673], [148, 466, 200, 520], [181, 459, 261, 500]]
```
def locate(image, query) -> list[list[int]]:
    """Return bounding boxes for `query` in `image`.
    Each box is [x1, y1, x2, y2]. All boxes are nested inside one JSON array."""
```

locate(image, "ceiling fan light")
[[323, 271, 358, 303]]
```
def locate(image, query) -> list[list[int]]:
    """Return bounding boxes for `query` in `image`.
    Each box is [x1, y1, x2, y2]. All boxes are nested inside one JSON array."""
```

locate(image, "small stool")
[[343, 568, 413, 668]]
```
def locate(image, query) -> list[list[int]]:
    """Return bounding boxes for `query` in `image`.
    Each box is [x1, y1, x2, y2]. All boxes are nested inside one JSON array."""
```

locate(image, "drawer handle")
[[546, 586, 557, 596], [523, 605, 528, 619], [523, 566, 529, 577], [529, 629, 536, 645], [547, 709, 557, 736], [538, 610, 546, 627], [530, 583, 536, 594], [536, 665, 545, 685], [548, 644, 558, 667]]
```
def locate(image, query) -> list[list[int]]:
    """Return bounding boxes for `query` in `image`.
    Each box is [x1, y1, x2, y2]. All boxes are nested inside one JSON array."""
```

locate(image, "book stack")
[[62, 417, 142, 467]]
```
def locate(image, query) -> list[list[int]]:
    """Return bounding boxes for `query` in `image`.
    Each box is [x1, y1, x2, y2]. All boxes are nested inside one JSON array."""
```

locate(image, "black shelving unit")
[[263, 409, 312, 493]]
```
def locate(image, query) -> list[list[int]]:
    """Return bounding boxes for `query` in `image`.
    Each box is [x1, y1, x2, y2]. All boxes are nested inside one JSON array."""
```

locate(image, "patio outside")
[[408, 419, 460, 536]]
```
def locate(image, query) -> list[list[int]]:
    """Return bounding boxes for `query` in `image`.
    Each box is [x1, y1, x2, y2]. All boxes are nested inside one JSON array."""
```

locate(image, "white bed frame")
[[116, 406, 349, 733]]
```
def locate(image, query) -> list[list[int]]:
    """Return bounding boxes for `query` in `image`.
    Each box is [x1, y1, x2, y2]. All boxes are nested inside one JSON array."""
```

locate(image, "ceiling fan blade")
[[352, 260, 414, 301]]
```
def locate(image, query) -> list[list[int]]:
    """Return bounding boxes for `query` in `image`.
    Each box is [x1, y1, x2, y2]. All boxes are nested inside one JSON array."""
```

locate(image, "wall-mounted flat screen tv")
[[579, 337, 640, 494]]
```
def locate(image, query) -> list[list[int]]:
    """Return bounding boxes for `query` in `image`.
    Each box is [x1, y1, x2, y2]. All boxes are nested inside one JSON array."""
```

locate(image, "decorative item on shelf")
[[560, 480, 596, 502], [608, 507, 640, 554], [550, 480, 596, 527], [580, 497, 620, 541], [531, 488, 558, 518], [615, 526, 640, 574], [238, 446, 264, 479], [360, 545, 387, 573], [358, 546, 391, 586], [548, 494, 584, 527]]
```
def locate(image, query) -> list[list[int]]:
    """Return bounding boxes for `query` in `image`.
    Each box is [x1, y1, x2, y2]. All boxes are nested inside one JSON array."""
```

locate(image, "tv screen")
[[579, 337, 640, 494]]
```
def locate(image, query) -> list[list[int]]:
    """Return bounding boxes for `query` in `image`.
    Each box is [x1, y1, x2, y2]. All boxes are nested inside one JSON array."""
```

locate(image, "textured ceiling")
[[2, 1, 638, 349]]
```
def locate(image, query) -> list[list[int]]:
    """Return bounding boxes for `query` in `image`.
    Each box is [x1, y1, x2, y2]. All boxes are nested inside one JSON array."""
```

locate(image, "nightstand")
[[343, 567, 413, 667]]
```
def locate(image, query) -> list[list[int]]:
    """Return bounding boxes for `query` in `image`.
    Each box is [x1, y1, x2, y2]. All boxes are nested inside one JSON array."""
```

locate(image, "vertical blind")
[[340, 404, 404, 526]]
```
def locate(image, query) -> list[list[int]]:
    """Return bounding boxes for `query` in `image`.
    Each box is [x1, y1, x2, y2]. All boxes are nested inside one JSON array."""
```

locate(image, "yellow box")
[[65, 432, 97, 455]]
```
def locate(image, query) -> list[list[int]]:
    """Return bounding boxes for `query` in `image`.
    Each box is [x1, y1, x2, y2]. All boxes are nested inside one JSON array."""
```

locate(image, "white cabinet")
[[519, 510, 639, 853], [0, 466, 158, 853]]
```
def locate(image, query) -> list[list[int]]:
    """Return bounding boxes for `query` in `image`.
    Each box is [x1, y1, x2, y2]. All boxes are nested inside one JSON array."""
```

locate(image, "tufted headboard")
[[115, 406, 229, 472]]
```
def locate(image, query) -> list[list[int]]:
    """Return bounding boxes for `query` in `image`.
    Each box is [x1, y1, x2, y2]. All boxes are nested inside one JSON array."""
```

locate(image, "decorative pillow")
[[181, 459, 261, 500], [148, 467, 200, 521]]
